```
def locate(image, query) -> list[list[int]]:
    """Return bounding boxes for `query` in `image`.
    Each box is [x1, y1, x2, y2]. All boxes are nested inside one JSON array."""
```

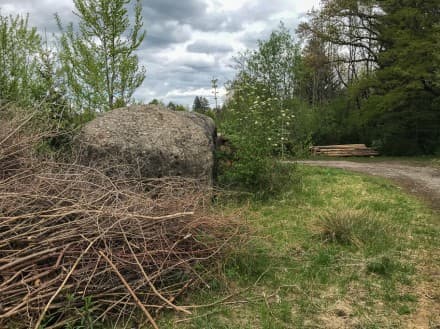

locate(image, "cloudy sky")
[[0, 0, 320, 107]]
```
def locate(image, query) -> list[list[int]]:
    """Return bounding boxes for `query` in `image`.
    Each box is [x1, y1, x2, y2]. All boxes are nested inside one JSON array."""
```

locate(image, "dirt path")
[[296, 160, 440, 209]]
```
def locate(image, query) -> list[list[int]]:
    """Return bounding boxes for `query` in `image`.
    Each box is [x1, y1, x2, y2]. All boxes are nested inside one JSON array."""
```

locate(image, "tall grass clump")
[[312, 210, 395, 253]]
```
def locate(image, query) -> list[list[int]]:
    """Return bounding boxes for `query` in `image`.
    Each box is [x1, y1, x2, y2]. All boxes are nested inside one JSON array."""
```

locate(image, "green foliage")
[[365, 256, 413, 278], [56, 0, 146, 113], [218, 24, 307, 191], [39, 295, 104, 329], [361, 0, 440, 154], [65, 296, 103, 329], [224, 23, 302, 151], [224, 242, 274, 284], [298, 0, 440, 155], [192, 96, 210, 113], [149, 98, 165, 106], [167, 101, 187, 111], [0, 12, 94, 149], [436, 23, 440, 90], [0, 13, 43, 105], [241, 23, 303, 103], [217, 145, 296, 196], [218, 85, 294, 192]]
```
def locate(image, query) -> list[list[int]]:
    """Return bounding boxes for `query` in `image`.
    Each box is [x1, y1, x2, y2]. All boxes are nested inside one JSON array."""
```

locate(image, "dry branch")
[[0, 114, 236, 328]]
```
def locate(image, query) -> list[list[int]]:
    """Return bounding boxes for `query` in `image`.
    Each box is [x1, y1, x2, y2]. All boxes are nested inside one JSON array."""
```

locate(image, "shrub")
[[216, 144, 298, 197], [216, 24, 306, 193]]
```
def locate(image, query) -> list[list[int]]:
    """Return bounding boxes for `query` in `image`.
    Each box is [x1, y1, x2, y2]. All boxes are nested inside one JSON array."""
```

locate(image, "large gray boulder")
[[76, 105, 216, 183]]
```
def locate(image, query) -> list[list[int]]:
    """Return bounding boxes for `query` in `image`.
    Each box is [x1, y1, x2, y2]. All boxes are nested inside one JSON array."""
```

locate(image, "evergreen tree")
[[192, 96, 202, 112], [192, 96, 210, 113], [363, 0, 440, 154], [56, 0, 146, 113], [167, 102, 186, 111], [297, 0, 440, 154], [199, 97, 210, 112], [149, 99, 164, 106]]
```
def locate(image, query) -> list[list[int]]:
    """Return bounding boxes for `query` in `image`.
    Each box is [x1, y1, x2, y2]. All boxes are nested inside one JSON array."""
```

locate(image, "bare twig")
[[99, 251, 160, 329], [0, 114, 237, 328]]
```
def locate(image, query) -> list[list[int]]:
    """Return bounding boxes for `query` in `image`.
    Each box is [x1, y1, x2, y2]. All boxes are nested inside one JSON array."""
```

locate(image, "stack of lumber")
[[310, 144, 379, 157]]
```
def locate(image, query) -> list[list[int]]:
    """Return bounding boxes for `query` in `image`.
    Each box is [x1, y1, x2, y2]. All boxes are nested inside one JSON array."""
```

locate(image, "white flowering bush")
[[224, 82, 296, 155], [217, 24, 304, 193], [218, 80, 298, 192]]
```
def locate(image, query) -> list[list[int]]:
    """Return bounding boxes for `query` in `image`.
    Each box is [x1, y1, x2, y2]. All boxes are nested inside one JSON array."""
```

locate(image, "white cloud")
[[293, 0, 321, 14], [166, 86, 226, 98], [0, 0, 321, 106], [206, 0, 253, 12]]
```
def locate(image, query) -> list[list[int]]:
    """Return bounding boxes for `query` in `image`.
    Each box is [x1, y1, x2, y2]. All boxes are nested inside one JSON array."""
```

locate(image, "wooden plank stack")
[[310, 144, 379, 157]]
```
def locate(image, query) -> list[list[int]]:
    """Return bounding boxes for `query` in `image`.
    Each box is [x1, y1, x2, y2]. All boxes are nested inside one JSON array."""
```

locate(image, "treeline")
[[221, 0, 440, 158], [1, 0, 439, 192]]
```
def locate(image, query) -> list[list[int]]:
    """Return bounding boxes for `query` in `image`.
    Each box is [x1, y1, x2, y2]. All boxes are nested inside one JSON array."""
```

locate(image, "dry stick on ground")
[[34, 224, 121, 329], [99, 251, 160, 329], [155, 279, 196, 315], [1, 172, 232, 326], [174, 309, 222, 324], [0, 116, 236, 328], [120, 225, 192, 315], [0, 112, 36, 146], [175, 265, 270, 323]]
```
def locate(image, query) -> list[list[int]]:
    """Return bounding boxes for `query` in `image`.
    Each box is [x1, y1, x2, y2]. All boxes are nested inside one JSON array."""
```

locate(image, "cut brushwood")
[[0, 114, 238, 328]]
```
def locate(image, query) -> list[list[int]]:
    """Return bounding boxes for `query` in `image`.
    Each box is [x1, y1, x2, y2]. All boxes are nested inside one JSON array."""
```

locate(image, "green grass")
[[157, 166, 440, 328]]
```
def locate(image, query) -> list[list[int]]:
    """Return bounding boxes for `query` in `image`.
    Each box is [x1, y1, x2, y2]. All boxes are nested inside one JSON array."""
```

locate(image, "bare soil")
[[296, 160, 440, 209]]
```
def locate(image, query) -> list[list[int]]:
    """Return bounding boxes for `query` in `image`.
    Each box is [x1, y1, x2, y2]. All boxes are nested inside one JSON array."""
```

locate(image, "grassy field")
[[158, 165, 440, 329]]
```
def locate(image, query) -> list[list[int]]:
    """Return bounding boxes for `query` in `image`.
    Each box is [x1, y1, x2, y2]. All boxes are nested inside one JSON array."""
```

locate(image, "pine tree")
[[193, 96, 210, 114], [192, 96, 202, 112], [364, 0, 440, 154], [199, 97, 210, 112]]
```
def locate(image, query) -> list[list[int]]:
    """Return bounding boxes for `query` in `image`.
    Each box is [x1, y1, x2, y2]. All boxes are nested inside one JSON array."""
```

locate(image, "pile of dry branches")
[[0, 111, 236, 328]]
